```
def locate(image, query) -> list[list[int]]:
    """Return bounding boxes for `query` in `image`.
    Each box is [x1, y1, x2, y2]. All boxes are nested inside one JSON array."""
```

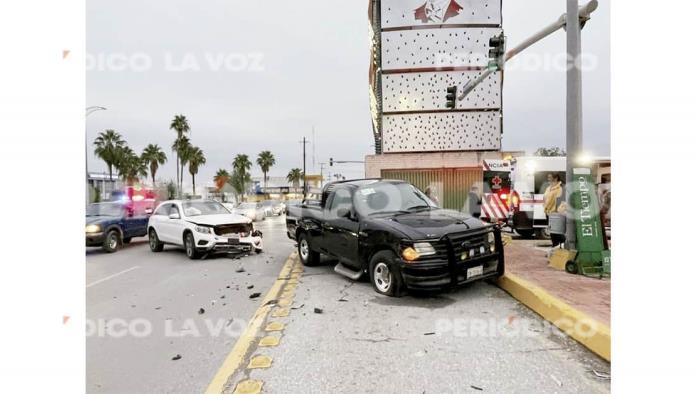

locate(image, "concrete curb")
[[497, 273, 611, 362]]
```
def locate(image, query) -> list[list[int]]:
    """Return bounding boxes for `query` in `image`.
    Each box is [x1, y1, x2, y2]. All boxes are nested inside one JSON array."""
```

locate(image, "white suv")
[[147, 200, 263, 259]]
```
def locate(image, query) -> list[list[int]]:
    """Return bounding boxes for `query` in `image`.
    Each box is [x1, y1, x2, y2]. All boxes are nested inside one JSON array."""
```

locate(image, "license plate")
[[467, 265, 483, 278], [227, 237, 239, 245]]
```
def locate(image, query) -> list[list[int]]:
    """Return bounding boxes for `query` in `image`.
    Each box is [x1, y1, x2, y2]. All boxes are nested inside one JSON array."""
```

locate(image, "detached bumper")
[[195, 234, 263, 254], [400, 253, 503, 290], [86, 232, 105, 246]]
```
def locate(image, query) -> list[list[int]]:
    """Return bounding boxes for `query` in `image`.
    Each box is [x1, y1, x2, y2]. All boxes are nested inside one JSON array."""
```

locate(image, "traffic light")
[[488, 33, 506, 71], [329, 158, 334, 167], [445, 86, 457, 109]]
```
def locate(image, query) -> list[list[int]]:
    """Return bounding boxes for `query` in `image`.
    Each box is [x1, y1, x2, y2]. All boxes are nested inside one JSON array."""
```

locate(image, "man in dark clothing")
[[468, 186, 481, 218]]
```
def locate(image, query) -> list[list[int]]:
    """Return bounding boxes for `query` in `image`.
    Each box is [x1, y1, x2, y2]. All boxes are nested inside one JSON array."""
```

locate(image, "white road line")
[[86, 266, 140, 288]]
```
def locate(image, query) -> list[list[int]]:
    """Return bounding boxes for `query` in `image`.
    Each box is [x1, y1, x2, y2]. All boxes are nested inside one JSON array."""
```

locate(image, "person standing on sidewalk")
[[543, 173, 563, 215], [467, 186, 482, 218]]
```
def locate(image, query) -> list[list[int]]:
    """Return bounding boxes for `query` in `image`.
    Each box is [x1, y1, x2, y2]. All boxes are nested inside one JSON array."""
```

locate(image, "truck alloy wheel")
[[103, 230, 120, 253], [297, 233, 319, 266], [373, 262, 392, 293], [185, 233, 199, 260]]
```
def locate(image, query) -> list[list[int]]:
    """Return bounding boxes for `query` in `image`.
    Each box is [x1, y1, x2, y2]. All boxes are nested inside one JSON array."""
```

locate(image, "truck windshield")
[[182, 201, 230, 216], [86, 203, 123, 217], [354, 183, 437, 216]]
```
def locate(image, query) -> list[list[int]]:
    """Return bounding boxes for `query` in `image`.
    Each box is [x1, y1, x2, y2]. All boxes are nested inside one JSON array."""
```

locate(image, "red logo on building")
[[414, 0, 463, 23]]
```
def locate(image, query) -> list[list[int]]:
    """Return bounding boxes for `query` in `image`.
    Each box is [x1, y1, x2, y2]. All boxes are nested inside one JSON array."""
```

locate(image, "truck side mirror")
[[336, 207, 352, 219]]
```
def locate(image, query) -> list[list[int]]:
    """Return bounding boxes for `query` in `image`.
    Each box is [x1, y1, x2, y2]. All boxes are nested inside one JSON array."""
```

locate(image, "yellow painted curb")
[[497, 273, 611, 361], [205, 253, 298, 394]]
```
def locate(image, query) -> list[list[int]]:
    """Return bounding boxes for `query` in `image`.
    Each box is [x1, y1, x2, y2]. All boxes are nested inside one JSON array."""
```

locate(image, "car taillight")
[[500, 193, 508, 200]]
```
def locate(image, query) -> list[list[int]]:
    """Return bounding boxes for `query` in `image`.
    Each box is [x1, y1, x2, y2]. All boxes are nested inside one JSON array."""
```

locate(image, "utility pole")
[[565, 0, 584, 250], [300, 137, 308, 197]]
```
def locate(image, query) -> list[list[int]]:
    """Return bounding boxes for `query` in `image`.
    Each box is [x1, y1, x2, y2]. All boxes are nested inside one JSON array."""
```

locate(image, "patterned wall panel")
[[381, 28, 502, 70], [381, 0, 502, 29], [382, 70, 500, 112], [382, 111, 501, 152]]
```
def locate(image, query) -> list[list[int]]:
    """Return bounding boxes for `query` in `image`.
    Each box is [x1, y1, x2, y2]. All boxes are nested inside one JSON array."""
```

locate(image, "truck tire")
[[149, 229, 164, 252], [102, 230, 121, 253], [297, 233, 320, 266], [369, 250, 405, 297], [184, 232, 200, 260]]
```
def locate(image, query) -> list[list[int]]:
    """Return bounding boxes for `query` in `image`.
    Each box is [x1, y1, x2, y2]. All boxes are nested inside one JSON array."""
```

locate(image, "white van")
[[508, 156, 611, 238], [508, 156, 566, 238]]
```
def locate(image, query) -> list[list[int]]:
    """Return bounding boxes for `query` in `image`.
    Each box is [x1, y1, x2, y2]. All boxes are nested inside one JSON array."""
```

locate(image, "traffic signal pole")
[[565, 0, 583, 250], [456, 0, 598, 101]]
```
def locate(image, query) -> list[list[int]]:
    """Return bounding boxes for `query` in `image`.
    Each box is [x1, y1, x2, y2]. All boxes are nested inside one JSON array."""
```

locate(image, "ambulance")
[[508, 156, 566, 238], [508, 156, 611, 238], [480, 159, 512, 223]]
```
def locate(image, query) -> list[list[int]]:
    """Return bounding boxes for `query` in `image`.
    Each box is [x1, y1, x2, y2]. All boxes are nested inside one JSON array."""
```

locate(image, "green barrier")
[[566, 168, 611, 278]]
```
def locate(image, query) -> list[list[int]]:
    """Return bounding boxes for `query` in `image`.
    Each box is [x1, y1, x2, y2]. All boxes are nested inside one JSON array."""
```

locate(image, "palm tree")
[[115, 146, 147, 185], [214, 169, 230, 192], [232, 154, 252, 201], [287, 168, 303, 189], [187, 146, 206, 195], [93, 129, 126, 181], [171, 135, 191, 191], [256, 151, 276, 192], [141, 144, 167, 187], [169, 114, 190, 193]]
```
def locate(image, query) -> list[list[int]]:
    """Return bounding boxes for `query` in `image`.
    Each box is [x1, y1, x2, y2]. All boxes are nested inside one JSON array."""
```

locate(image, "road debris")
[[423, 332, 435, 336], [171, 354, 182, 361], [198, 308, 205, 315], [291, 303, 305, 310], [154, 306, 162, 310], [550, 374, 563, 387], [470, 385, 483, 391], [236, 267, 245, 273], [247, 285, 254, 289], [592, 369, 611, 380], [314, 307, 323, 314], [249, 292, 261, 299]]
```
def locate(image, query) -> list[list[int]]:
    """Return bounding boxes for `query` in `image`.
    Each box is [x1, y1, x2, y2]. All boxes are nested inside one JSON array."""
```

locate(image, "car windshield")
[[86, 203, 123, 217], [239, 203, 256, 209], [182, 201, 230, 216], [354, 183, 437, 216]]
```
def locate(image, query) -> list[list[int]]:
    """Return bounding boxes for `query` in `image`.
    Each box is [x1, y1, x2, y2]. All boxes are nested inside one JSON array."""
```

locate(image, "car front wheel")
[[149, 229, 164, 252], [369, 250, 404, 297], [184, 232, 200, 260], [102, 230, 121, 253]]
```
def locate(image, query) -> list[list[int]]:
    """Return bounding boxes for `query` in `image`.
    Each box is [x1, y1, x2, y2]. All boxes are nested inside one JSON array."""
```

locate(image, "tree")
[[171, 135, 191, 191], [287, 168, 303, 189], [169, 114, 190, 194], [534, 147, 566, 157], [214, 169, 230, 192], [93, 129, 126, 181], [115, 146, 147, 185], [141, 144, 167, 188], [232, 154, 252, 201], [166, 180, 177, 200], [256, 151, 276, 192], [187, 146, 206, 196]]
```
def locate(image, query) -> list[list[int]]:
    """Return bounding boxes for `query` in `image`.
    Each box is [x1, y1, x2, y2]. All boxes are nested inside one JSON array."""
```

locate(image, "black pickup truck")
[[286, 179, 504, 297]]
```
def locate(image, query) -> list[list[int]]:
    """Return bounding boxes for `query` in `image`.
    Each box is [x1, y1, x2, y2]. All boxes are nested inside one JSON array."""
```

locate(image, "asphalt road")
[[86, 215, 294, 394], [87, 216, 609, 393]]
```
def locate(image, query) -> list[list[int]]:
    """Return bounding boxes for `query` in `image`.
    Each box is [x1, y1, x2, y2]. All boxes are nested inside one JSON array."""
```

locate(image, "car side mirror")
[[168, 213, 180, 220]]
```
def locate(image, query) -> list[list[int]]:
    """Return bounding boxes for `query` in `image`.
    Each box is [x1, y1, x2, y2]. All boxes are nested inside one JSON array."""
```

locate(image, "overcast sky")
[[87, 0, 610, 188]]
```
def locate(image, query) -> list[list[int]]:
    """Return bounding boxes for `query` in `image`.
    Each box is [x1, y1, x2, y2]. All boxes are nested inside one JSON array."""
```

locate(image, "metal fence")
[[381, 167, 482, 211]]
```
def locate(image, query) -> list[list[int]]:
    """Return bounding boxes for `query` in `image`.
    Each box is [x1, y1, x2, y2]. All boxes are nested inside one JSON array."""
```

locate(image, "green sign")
[[569, 168, 609, 275]]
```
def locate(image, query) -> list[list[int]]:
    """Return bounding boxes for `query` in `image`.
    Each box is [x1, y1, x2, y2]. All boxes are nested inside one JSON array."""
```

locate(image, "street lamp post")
[[565, 0, 583, 250], [86, 106, 107, 205]]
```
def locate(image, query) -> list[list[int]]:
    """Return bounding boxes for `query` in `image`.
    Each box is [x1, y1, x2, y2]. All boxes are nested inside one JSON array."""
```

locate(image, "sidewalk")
[[498, 240, 611, 361]]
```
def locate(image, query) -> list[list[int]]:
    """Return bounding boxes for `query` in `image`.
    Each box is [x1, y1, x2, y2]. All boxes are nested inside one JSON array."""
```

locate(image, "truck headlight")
[[195, 226, 211, 234], [488, 232, 496, 252], [85, 224, 101, 233], [413, 242, 436, 256], [402, 247, 420, 262]]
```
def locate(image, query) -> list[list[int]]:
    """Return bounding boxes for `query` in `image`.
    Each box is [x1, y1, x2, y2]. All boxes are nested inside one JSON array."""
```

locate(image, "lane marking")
[[86, 266, 140, 288], [205, 253, 297, 394]]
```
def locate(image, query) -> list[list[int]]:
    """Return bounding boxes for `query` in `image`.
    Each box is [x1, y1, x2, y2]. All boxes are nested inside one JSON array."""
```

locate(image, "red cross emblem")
[[491, 176, 502, 186]]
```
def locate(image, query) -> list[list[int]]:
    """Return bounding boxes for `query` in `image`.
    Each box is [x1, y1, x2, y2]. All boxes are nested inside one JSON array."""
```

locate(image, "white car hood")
[[185, 214, 251, 226]]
